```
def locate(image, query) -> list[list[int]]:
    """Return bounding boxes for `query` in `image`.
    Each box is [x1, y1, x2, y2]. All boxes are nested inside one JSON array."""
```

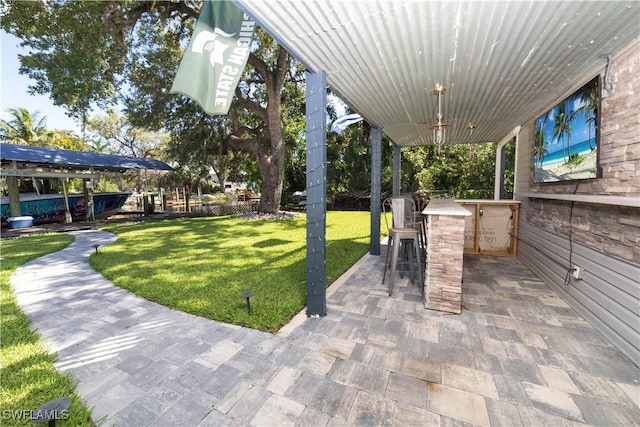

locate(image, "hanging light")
[[466, 123, 477, 158], [430, 85, 449, 153], [467, 123, 476, 136]]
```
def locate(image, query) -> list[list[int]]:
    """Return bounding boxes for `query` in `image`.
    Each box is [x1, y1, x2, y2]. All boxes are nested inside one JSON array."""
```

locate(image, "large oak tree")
[[2, 0, 304, 213]]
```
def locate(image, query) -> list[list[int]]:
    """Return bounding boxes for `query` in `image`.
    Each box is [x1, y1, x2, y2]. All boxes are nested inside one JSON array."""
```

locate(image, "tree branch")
[[235, 86, 267, 121], [122, 1, 199, 26], [247, 53, 270, 84], [275, 47, 290, 90], [226, 134, 261, 156]]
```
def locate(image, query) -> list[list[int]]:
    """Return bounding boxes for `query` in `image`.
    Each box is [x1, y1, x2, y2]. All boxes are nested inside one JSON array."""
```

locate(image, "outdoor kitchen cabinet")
[[457, 200, 520, 257]]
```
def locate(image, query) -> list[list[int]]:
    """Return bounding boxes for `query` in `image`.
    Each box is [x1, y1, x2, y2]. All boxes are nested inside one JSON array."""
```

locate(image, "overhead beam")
[[0, 170, 100, 179]]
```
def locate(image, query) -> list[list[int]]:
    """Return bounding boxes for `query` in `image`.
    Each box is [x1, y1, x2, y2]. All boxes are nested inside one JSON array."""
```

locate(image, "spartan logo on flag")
[[191, 28, 236, 67], [170, 0, 255, 116]]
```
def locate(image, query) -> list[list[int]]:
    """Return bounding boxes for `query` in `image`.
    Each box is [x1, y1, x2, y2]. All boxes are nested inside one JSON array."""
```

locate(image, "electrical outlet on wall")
[[572, 265, 585, 280]]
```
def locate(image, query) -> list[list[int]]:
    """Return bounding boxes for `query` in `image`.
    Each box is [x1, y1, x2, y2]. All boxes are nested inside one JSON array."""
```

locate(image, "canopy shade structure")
[[234, 0, 639, 146], [0, 143, 174, 174]]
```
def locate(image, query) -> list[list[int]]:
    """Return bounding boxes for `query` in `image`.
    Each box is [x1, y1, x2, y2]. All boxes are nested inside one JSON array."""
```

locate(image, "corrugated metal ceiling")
[[235, 0, 639, 146]]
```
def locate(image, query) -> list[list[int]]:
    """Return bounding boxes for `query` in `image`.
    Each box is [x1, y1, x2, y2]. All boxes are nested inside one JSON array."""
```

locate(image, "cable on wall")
[[563, 183, 580, 286]]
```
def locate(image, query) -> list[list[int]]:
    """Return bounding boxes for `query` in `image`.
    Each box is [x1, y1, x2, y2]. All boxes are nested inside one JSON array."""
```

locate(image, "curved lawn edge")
[[92, 211, 374, 332], [2, 234, 97, 426]]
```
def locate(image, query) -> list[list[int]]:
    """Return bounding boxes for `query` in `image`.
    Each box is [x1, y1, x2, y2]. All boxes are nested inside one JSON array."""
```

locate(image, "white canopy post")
[[61, 178, 73, 223], [7, 160, 22, 217], [494, 126, 521, 200]]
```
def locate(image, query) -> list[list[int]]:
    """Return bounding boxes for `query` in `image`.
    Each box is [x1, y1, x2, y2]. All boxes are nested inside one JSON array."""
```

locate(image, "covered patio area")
[[231, 0, 639, 367], [282, 246, 639, 425]]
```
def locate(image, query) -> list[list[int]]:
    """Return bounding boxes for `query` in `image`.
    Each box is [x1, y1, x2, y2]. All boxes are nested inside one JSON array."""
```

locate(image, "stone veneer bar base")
[[425, 214, 466, 313]]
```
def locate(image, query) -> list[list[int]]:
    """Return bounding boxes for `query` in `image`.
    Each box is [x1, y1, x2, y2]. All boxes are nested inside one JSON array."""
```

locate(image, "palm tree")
[[47, 129, 89, 150], [552, 101, 575, 162], [533, 122, 548, 167], [0, 107, 48, 145], [572, 78, 599, 150], [88, 138, 112, 153], [1, 107, 87, 149]]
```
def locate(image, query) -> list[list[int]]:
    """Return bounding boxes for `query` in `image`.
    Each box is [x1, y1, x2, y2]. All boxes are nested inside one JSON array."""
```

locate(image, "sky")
[[1, 30, 348, 136], [1, 31, 82, 134]]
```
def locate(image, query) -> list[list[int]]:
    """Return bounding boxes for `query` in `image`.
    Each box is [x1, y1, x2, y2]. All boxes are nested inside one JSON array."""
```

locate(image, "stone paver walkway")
[[11, 230, 640, 426]]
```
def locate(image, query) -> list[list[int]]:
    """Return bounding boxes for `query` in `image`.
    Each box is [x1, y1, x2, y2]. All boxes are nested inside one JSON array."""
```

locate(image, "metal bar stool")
[[382, 196, 424, 296], [403, 193, 428, 265]]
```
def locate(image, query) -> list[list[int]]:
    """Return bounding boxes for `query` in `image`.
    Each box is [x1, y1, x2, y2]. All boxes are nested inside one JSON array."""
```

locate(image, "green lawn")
[[0, 211, 375, 424], [1, 234, 95, 426], [93, 211, 374, 332]]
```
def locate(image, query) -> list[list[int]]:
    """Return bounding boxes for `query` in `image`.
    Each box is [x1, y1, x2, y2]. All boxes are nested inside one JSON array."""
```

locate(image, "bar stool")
[[382, 196, 424, 296], [397, 194, 428, 265], [403, 193, 428, 265]]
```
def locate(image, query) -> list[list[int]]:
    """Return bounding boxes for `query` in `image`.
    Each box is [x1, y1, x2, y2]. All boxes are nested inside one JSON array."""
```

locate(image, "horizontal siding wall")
[[518, 220, 640, 366], [514, 39, 640, 367]]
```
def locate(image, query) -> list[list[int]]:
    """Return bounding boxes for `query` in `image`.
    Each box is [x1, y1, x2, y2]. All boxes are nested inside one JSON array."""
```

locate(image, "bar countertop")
[[422, 199, 472, 216]]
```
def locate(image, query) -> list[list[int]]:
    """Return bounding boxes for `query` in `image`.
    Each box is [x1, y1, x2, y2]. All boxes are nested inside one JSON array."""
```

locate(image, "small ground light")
[[92, 244, 100, 253], [241, 291, 254, 314], [32, 397, 71, 427]]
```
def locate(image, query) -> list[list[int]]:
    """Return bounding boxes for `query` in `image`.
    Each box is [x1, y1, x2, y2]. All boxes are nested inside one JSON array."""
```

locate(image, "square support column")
[[392, 143, 401, 195], [305, 70, 327, 317], [369, 126, 382, 255]]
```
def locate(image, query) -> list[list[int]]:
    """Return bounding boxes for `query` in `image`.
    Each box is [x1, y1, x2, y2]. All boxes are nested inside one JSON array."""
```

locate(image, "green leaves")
[[402, 142, 510, 199], [0, 107, 87, 149], [5, 1, 122, 118]]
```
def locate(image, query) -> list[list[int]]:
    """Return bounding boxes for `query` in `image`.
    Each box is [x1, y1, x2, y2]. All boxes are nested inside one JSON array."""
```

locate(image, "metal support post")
[[370, 126, 382, 255], [392, 143, 401, 195], [305, 70, 327, 317]]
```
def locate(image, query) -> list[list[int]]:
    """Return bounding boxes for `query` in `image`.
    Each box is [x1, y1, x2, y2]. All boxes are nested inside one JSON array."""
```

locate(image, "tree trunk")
[[256, 132, 285, 213], [257, 154, 284, 213], [217, 172, 227, 193], [228, 134, 285, 213], [227, 47, 290, 214], [255, 65, 287, 214]]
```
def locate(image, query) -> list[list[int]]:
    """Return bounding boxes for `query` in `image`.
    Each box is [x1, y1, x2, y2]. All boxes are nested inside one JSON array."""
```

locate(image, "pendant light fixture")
[[466, 123, 477, 158], [430, 85, 449, 153]]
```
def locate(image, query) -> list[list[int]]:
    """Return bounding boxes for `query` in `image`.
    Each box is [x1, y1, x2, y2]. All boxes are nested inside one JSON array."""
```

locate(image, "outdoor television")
[[533, 76, 601, 183]]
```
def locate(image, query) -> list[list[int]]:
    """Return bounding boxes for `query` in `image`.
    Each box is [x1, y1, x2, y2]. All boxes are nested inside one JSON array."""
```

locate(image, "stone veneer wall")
[[425, 214, 466, 314], [521, 40, 640, 264], [524, 199, 639, 263], [515, 39, 639, 366]]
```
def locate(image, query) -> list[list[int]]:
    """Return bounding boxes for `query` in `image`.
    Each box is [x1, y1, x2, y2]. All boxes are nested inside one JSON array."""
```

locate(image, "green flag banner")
[[170, 0, 255, 115]]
